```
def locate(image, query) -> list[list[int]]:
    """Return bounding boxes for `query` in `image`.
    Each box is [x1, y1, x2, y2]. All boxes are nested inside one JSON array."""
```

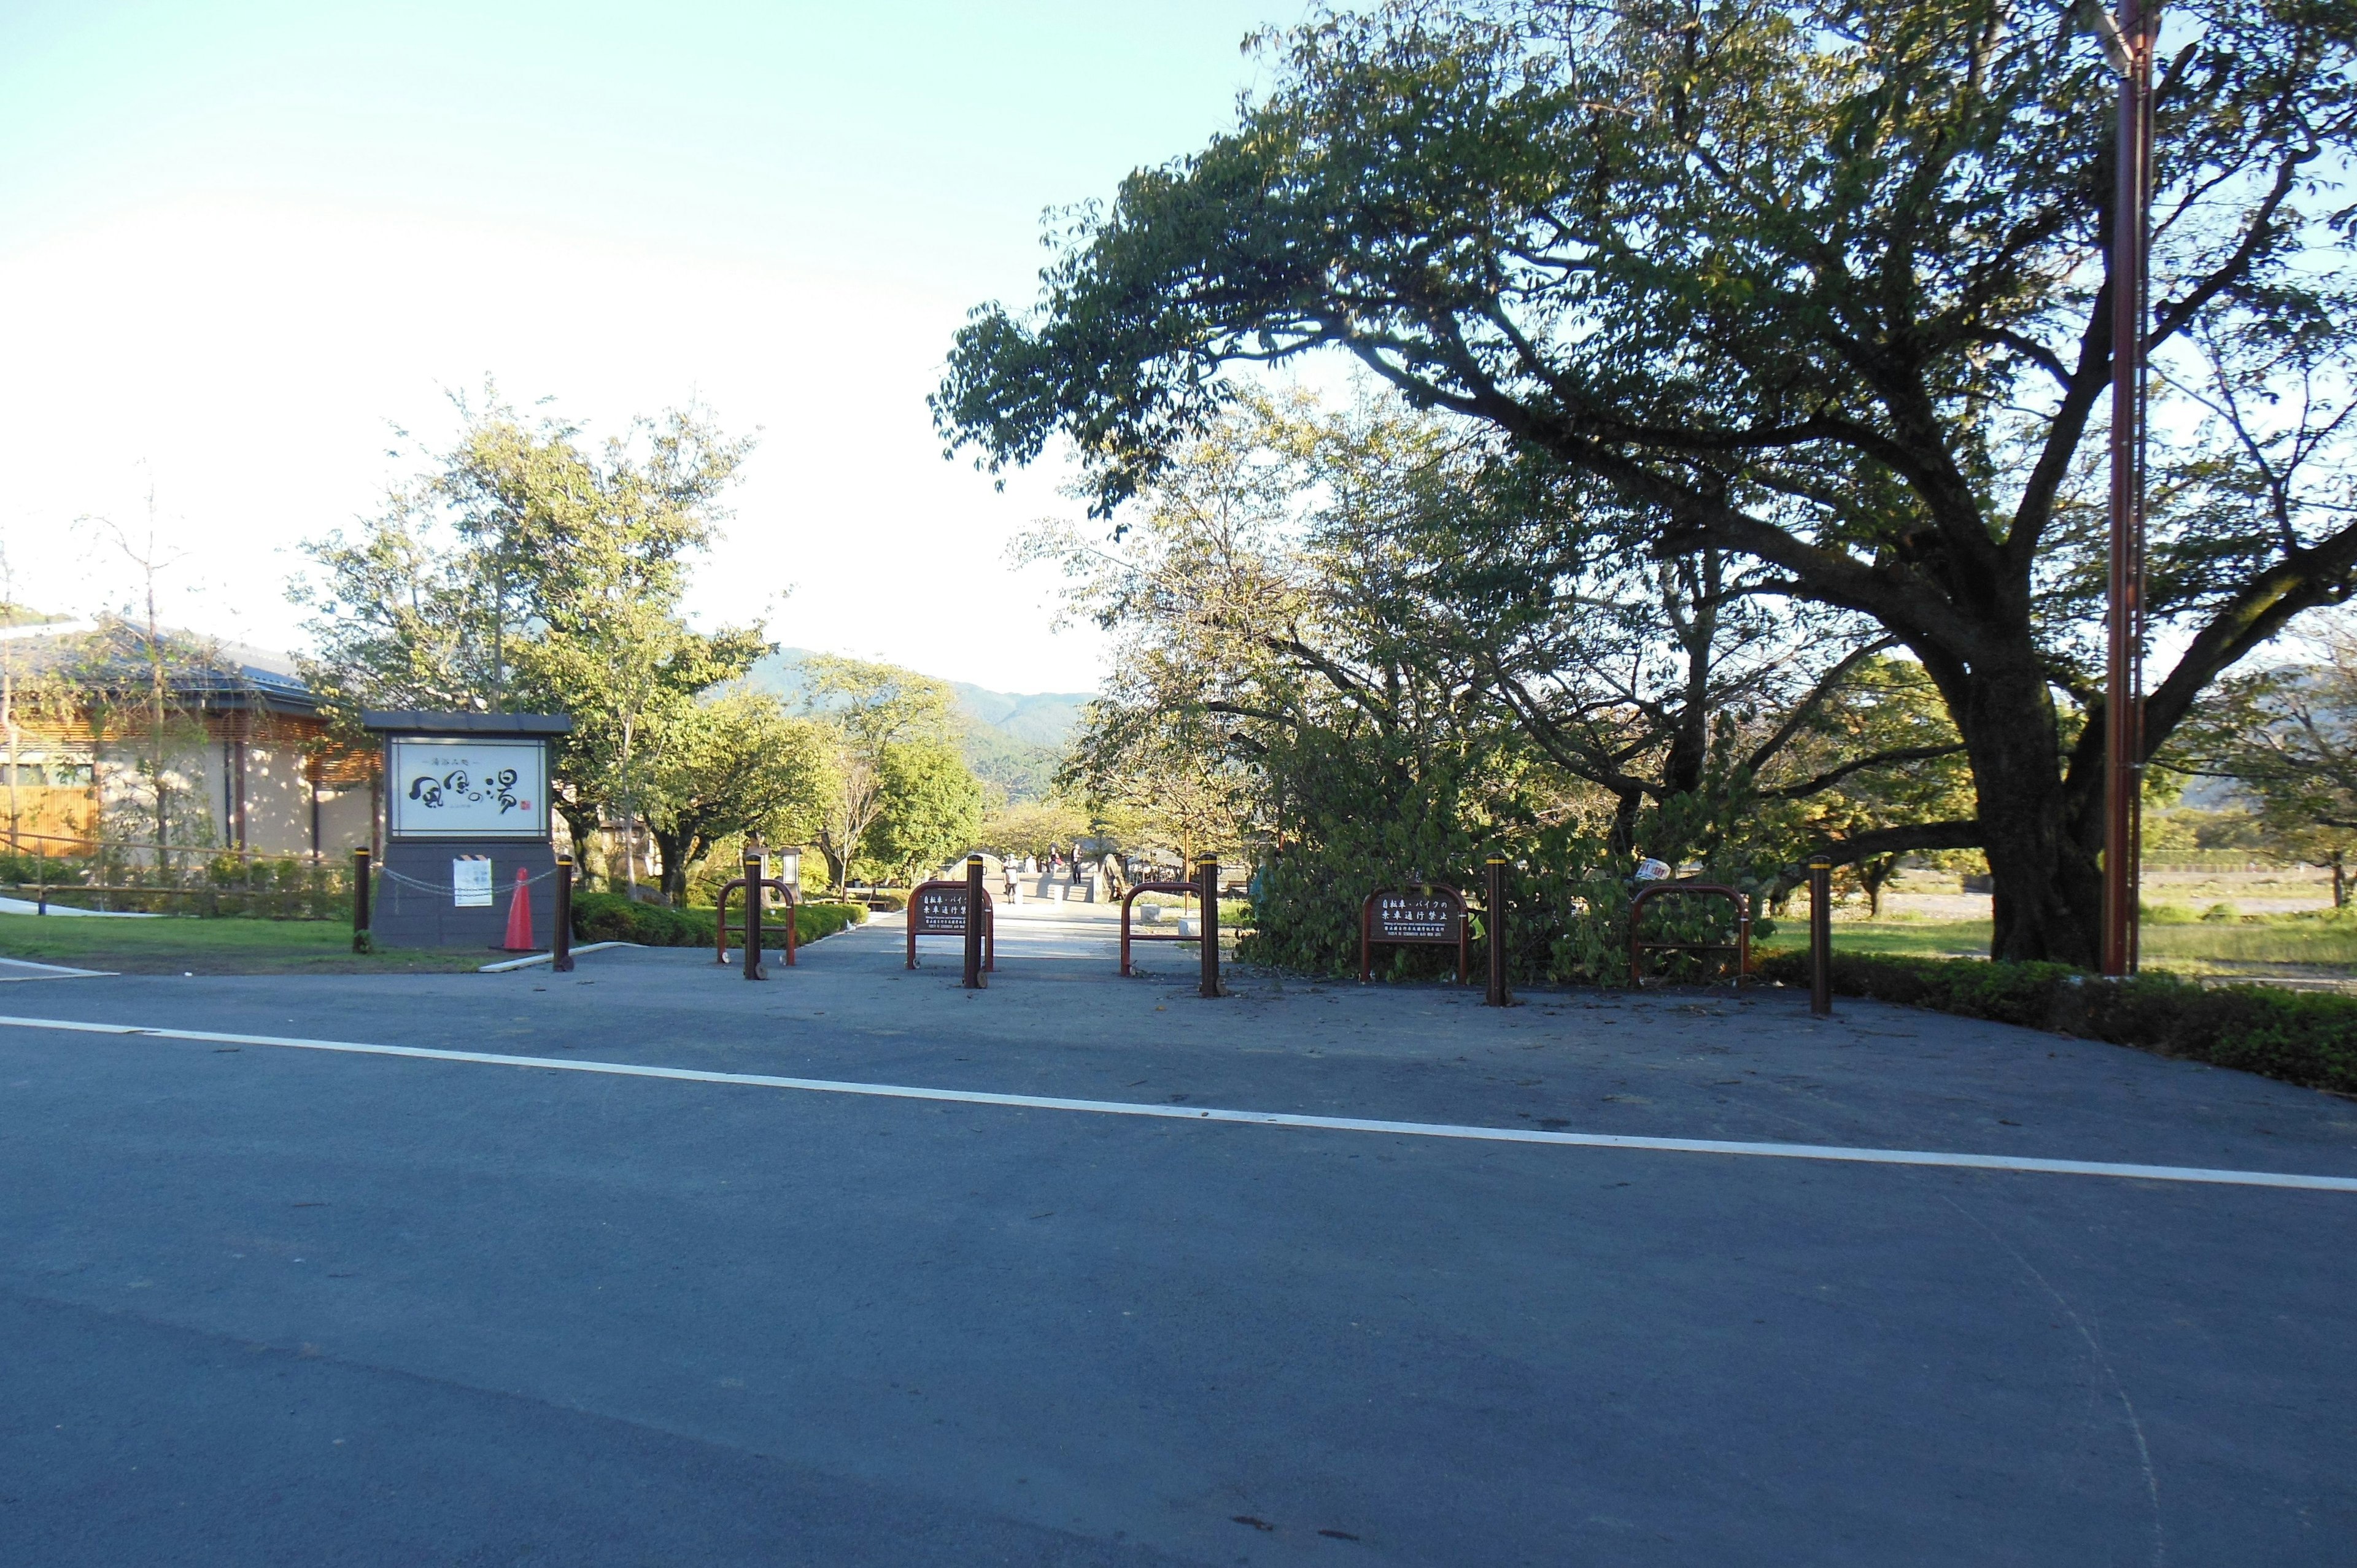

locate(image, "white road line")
[[2, 1011, 2351, 1194]]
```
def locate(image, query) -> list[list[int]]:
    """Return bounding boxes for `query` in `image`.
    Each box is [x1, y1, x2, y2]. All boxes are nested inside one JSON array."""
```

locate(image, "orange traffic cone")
[[501, 867, 535, 951]]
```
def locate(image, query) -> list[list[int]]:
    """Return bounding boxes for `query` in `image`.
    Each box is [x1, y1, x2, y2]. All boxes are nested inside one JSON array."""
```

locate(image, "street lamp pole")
[[2097, 0, 2156, 978]]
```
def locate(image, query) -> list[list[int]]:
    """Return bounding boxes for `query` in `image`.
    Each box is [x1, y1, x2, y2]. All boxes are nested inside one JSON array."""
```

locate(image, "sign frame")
[[1360, 884, 1471, 984], [385, 735, 552, 841], [905, 879, 995, 971]]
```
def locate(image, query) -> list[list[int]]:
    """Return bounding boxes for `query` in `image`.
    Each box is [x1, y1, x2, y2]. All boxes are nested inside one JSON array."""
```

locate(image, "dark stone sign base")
[[373, 839, 556, 951]]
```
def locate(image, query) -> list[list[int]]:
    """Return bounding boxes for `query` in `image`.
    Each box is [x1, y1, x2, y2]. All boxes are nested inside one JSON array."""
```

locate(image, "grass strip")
[[0, 913, 485, 975], [1754, 950, 2357, 1095]]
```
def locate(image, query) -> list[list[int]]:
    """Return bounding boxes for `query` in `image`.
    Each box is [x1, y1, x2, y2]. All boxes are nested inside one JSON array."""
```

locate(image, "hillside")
[[744, 649, 1091, 804]]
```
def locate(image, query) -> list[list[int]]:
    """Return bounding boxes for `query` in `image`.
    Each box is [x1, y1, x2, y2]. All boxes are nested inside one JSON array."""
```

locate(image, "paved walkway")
[[1, 924, 2350, 1564]]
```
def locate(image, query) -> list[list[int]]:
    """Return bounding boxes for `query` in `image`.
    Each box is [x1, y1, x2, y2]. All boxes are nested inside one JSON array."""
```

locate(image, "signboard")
[[1360, 883, 1471, 985], [387, 738, 548, 840], [1372, 892, 1465, 944], [912, 882, 972, 935], [452, 857, 495, 907]]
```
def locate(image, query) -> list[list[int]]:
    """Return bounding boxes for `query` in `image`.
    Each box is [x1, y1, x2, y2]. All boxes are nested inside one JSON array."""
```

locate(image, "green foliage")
[[936, 0, 2357, 967], [983, 797, 1093, 861], [1754, 951, 2357, 1095], [863, 738, 986, 882], [797, 655, 964, 887], [294, 387, 767, 885], [568, 890, 865, 948], [643, 692, 837, 902]]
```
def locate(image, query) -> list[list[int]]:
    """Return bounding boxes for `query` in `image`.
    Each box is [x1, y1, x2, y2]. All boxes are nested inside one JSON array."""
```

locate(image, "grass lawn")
[[1760, 916, 2357, 979], [0, 913, 493, 976]]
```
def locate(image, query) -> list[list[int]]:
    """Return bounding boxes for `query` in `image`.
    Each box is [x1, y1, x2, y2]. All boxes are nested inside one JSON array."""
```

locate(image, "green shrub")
[[1755, 950, 2357, 1094], [794, 902, 867, 943], [2141, 902, 2196, 924], [569, 891, 865, 949], [2200, 903, 2239, 923]]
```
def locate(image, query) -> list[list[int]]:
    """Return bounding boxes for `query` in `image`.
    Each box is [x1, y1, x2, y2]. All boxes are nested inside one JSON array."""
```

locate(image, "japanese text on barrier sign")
[[1374, 894, 1461, 943], [913, 885, 970, 935]]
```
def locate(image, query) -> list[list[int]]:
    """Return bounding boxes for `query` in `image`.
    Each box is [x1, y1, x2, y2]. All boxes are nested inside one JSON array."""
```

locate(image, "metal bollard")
[[552, 856, 575, 973], [1808, 854, 1833, 1017], [743, 849, 767, 981], [1198, 857, 1221, 999], [964, 854, 986, 989], [1485, 855, 1510, 1007], [351, 848, 372, 953]]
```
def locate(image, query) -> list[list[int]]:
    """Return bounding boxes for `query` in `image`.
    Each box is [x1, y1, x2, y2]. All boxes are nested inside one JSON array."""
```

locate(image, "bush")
[[1754, 950, 2357, 1094], [2200, 903, 2239, 923], [568, 891, 866, 949]]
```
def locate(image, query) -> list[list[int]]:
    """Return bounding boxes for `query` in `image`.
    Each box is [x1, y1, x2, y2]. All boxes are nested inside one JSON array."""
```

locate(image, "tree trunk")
[[1608, 787, 1644, 857], [1954, 661, 2102, 965], [651, 827, 692, 905], [2333, 853, 2346, 910], [1861, 857, 1894, 919], [556, 801, 602, 885]]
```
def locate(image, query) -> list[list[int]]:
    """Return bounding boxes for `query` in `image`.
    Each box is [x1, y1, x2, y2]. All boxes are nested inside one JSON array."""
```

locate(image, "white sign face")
[[388, 738, 548, 839], [452, 857, 495, 906]]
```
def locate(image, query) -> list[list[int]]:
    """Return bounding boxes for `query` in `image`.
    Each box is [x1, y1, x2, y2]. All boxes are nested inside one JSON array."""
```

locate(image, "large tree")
[[935, 0, 2357, 962], [297, 391, 765, 884]]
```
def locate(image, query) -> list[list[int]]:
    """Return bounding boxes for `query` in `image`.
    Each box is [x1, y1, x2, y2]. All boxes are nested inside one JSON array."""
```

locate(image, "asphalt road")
[[2, 914, 2352, 1565]]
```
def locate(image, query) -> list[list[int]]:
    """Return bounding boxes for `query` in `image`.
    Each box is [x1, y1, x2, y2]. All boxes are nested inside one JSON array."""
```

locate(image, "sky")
[[0, 0, 1306, 694]]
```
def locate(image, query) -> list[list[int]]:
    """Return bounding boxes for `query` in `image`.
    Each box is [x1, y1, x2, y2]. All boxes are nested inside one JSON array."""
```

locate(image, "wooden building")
[[0, 624, 376, 860]]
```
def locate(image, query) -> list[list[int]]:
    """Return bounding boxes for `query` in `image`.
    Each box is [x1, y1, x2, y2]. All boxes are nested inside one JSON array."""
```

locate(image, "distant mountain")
[[743, 649, 1092, 804]]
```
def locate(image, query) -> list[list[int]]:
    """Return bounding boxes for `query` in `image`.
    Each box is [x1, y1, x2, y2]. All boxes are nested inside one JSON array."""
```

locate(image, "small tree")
[[642, 692, 836, 903], [983, 797, 1093, 862], [863, 738, 986, 884], [2173, 631, 2357, 906], [800, 657, 961, 886]]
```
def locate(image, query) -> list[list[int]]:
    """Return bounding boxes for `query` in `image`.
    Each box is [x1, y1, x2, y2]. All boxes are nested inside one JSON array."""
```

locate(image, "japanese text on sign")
[[913, 885, 971, 935], [1374, 894, 1462, 943]]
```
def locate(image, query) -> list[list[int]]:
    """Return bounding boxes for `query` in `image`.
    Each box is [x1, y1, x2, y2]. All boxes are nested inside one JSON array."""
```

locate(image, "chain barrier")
[[378, 865, 564, 899]]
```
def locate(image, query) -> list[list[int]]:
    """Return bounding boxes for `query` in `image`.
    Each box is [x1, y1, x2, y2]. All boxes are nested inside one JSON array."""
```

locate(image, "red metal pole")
[[2102, 0, 2154, 978]]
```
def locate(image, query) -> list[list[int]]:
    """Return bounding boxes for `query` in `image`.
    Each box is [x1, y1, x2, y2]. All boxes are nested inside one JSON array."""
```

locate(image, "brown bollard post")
[[1484, 855, 1510, 1007], [1198, 857, 1220, 999], [963, 854, 986, 989], [743, 848, 767, 981], [351, 848, 372, 953], [552, 856, 575, 973], [1808, 854, 1833, 1017]]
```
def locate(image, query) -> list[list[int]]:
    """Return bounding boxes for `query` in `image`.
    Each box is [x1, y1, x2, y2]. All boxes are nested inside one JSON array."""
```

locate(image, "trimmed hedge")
[[1755, 950, 2357, 1094], [570, 892, 867, 950]]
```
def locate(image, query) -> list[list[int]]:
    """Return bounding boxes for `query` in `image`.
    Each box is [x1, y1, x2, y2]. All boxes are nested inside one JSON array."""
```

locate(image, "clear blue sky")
[[0, 1, 1304, 690]]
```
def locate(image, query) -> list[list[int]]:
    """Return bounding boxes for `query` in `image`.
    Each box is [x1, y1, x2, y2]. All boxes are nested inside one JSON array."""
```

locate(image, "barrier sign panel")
[[1372, 892, 1463, 943], [912, 883, 972, 935]]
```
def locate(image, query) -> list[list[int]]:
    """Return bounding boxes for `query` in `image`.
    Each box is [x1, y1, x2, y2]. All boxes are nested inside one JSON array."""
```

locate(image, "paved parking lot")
[[2, 909, 2353, 1564]]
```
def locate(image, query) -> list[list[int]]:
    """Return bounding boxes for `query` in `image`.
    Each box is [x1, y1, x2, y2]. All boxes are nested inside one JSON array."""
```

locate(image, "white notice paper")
[[452, 857, 495, 907]]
